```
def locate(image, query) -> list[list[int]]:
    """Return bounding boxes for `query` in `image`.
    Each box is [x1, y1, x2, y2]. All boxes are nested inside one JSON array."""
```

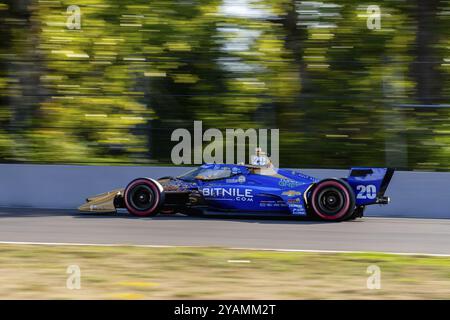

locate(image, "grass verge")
[[0, 244, 449, 299]]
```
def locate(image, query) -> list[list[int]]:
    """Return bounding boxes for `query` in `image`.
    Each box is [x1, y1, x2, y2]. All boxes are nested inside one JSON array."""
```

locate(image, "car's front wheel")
[[309, 179, 355, 221], [124, 178, 164, 217]]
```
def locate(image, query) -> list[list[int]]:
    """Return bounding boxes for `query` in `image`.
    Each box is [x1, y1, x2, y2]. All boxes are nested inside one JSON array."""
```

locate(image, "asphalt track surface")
[[0, 208, 449, 255]]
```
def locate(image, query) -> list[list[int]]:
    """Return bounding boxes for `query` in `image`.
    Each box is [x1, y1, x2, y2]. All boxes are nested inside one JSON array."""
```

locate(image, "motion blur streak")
[[0, 0, 449, 170]]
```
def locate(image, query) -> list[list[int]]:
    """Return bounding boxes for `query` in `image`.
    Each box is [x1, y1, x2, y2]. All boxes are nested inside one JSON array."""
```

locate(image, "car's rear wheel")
[[309, 179, 355, 221], [124, 178, 164, 217]]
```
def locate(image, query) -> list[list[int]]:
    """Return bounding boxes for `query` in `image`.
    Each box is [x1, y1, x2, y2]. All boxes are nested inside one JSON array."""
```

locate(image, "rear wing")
[[347, 168, 395, 205]]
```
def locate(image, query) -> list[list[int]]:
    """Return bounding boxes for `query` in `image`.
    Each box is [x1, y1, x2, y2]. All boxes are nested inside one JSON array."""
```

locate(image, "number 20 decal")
[[356, 184, 377, 200]]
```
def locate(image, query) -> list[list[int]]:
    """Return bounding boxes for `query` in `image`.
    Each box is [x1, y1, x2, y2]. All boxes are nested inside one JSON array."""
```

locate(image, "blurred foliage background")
[[0, 0, 449, 170]]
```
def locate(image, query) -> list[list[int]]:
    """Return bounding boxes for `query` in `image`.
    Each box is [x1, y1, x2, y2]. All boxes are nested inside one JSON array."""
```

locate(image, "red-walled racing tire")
[[124, 178, 164, 217], [309, 179, 355, 221]]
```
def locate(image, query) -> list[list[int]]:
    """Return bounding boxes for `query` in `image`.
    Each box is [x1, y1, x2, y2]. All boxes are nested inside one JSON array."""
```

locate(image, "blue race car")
[[79, 163, 394, 221]]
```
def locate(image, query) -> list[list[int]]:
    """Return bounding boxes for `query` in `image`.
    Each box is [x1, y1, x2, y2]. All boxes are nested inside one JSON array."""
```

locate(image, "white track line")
[[227, 260, 251, 263], [0, 240, 449, 257], [229, 247, 450, 257]]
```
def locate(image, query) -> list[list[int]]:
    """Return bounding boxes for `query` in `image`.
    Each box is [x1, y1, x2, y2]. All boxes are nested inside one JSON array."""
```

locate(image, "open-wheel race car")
[[79, 162, 394, 222]]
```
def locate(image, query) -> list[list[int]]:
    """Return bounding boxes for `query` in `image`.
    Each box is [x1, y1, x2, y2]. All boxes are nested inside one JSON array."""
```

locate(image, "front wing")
[[78, 188, 124, 213]]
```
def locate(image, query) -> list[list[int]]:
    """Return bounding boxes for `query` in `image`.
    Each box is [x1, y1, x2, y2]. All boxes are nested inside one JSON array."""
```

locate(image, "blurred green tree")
[[0, 0, 448, 170]]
